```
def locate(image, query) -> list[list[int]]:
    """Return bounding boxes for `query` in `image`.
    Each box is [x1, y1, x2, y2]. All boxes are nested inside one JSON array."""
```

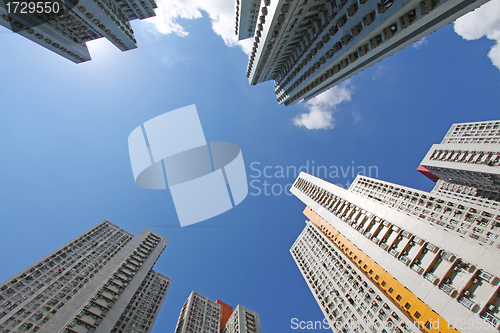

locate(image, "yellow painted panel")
[[303, 207, 459, 333]]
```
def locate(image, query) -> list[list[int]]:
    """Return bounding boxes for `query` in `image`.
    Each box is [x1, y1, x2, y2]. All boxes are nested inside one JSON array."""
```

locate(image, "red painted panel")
[[417, 165, 439, 182]]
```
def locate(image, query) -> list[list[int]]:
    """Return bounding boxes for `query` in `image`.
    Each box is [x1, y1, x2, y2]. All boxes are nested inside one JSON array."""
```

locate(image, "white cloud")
[[293, 82, 355, 130], [454, 0, 500, 70], [146, 0, 253, 54], [145, 0, 201, 36], [413, 37, 428, 49], [371, 64, 387, 80], [351, 110, 362, 124]]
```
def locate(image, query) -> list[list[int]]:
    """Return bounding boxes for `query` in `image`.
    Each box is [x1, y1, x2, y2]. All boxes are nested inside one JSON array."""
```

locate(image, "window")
[[381, 281, 386, 287], [414, 311, 421, 319], [404, 302, 411, 309], [388, 288, 394, 294], [396, 295, 402, 301]]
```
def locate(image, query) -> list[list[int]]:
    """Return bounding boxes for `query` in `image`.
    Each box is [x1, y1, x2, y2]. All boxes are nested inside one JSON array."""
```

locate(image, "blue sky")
[[1, 1, 500, 332]]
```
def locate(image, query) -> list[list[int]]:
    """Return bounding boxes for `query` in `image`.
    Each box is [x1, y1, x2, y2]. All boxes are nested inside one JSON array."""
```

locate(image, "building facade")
[[291, 213, 437, 333], [0, 0, 157, 63], [174, 291, 261, 333], [221, 305, 262, 333], [111, 270, 171, 333], [350, 175, 500, 249], [418, 120, 500, 206], [239, 0, 490, 106], [291, 172, 500, 332], [0, 220, 171, 333], [174, 291, 221, 333], [235, 0, 261, 40]]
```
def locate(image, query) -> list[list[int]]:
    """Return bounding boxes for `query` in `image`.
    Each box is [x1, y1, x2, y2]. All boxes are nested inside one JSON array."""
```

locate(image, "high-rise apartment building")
[[174, 291, 222, 333], [0, 220, 171, 333], [239, 0, 490, 106], [418, 120, 500, 208], [291, 210, 435, 333], [174, 291, 262, 333], [349, 175, 500, 248], [235, 0, 261, 40], [291, 171, 500, 332], [0, 0, 157, 63], [221, 305, 261, 333]]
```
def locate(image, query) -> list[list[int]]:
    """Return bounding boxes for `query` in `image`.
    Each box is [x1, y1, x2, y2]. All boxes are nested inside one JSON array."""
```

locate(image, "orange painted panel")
[[216, 299, 233, 331]]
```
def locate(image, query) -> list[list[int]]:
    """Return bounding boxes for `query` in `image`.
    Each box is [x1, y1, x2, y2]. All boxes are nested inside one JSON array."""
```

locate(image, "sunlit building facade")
[[221, 305, 262, 333], [291, 171, 500, 332], [239, 0, 490, 105], [235, 0, 261, 40], [0, 0, 157, 63], [291, 211, 432, 333], [418, 120, 500, 209], [174, 291, 262, 333], [174, 291, 222, 333], [0, 220, 171, 333]]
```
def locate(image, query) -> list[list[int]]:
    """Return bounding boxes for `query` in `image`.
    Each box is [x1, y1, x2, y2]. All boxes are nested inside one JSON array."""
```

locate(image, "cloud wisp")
[[454, 0, 500, 71], [371, 64, 387, 80], [292, 82, 355, 130], [413, 37, 428, 49], [146, 0, 359, 131], [146, 0, 253, 54]]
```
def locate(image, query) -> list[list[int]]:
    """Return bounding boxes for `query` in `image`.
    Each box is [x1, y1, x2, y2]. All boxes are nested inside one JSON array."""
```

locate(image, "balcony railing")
[[440, 284, 456, 297], [481, 312, 500, 328], [424, 273, 439, 284], [458, 296, 477, 311]]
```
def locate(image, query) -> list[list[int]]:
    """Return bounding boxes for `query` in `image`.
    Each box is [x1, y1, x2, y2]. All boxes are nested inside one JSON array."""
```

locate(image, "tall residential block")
[[235, 0, 261, 40], [0, 0, 157, 63], [418, 120, 500, 209], [239, 0, 490, 105], [174, 291, 262, 333], [221, 305, 261, 333], [174, 292, 221, 333], [291, 171, 500, 332], [0, 220, 171, 333], [291, 211, 431, 333]]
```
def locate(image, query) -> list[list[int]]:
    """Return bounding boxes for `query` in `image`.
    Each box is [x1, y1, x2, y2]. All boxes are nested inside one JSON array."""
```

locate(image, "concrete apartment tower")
[[290, 120, 500, 333], [221, 304, 262, 333], [237, 0, 490, 106], [235, 0, 262, 40], [0, 220, 171, 333], [418, 120, 500, 211], [174, 291, 262, 333], [0, 0, 157, 63]]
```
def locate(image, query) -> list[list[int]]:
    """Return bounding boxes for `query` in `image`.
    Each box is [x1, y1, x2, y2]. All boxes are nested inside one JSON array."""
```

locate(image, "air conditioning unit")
[[463, 290, 471, 296], [488, 305, 496, 312]]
